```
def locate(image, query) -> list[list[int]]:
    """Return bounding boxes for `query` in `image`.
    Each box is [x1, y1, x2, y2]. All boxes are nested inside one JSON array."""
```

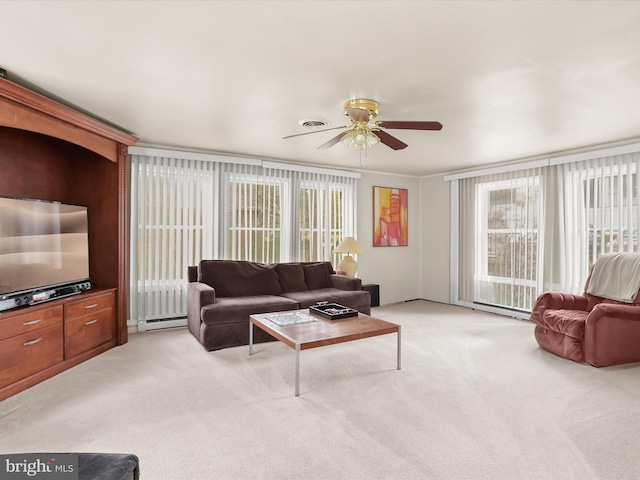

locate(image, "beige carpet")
[[1, 300, 640, 479]]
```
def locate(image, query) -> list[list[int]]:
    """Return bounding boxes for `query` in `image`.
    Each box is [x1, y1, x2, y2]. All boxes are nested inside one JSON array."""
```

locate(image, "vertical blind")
[[129, 155, 215, 329], [129, 151, 359, 329], [451, 146, 640, 316], [558, 152, 640, 293]]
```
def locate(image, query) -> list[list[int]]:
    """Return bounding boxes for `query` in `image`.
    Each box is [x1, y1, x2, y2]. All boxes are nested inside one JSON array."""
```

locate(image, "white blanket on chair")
[[586, 252, 640, 303]]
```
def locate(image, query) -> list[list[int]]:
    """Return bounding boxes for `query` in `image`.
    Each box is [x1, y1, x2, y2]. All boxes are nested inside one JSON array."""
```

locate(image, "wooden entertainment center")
[[0, 78, 137, 401]]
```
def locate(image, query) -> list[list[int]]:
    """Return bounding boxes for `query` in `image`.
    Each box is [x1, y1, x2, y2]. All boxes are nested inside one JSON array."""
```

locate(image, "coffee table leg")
[[397, 326, 402, 370], [295, 343, 301, 397], [249, 321, 254, 356]]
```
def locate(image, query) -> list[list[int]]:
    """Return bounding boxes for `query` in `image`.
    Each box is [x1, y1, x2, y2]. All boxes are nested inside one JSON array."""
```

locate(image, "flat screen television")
[[0, 196, 90, 300]]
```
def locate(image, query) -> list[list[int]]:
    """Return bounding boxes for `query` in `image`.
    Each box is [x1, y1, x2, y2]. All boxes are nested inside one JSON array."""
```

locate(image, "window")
[[451, 148, 640, 317], [298, 180, 350, 266], [224, 169, 356, 264], [129, 150, 359, 328], [475, 176, 542, 311], [225, 172, 286, 262]]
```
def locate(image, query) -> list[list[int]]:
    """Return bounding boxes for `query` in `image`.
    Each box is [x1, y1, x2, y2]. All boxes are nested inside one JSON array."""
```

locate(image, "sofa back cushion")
[[275, 263, 308, 292], [303, 262, 334, 290], [198, 260, 282, 297]]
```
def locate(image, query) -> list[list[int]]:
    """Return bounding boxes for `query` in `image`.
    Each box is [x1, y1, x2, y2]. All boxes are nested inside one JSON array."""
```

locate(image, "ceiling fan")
[[283, 99, 442, 152]]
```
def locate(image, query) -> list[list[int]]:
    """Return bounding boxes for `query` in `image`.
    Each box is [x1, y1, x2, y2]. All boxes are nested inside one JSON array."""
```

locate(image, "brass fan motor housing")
[[343, 99, 379, 121]]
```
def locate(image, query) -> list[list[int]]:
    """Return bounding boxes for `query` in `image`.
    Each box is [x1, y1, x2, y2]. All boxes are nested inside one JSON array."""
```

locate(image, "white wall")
[[353, 171, 451, 306], [356, 171, 421, 305], [419, 175, 451, 303]]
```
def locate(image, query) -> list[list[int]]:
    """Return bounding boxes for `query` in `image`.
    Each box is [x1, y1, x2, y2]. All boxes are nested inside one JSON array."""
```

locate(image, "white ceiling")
[[2, 0, 640, 176]]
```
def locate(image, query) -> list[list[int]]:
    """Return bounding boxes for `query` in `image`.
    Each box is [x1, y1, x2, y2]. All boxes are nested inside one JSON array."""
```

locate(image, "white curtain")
[[129, 154, 215, 330], [558, 152, 640, 293]]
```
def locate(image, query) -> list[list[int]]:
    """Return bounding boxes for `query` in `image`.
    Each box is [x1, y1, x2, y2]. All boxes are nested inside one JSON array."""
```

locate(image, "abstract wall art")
[[373, 186, 408, 247]]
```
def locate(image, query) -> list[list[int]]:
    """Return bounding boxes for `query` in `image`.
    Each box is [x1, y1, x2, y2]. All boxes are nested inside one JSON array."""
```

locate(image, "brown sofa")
[[187, 260, 371, 351]]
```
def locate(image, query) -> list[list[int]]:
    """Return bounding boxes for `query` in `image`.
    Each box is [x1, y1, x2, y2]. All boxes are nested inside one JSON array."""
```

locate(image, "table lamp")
[[334, 236, 364, 277]]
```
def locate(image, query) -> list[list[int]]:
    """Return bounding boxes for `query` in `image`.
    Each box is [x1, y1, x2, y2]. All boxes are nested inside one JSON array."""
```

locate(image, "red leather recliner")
[[531, 259, 640, 367]]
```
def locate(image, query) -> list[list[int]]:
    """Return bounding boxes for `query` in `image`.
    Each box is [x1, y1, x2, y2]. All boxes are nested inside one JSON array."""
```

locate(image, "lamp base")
[[338, 255, 358, 277]]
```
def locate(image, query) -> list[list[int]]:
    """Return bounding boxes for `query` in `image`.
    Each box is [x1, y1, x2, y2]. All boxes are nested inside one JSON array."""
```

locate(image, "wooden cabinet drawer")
[[0, 324, 64, 389], [0, 306, 64, 342], [65, 308, 115, 358], [65, 292, 115, 321]]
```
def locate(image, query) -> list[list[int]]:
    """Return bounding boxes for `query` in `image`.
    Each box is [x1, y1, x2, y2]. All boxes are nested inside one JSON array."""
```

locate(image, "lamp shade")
[[334, 237, 364, 254]]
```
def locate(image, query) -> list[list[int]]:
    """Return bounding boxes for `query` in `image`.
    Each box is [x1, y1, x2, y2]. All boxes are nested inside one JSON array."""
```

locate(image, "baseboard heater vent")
[[138, 316, 187, 332]]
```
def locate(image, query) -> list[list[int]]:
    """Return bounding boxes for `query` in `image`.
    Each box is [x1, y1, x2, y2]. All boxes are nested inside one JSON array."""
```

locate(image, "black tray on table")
[[309, 303, 358, 320]]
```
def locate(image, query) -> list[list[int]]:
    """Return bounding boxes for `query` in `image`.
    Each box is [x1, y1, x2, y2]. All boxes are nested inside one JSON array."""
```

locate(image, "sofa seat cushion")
[[281, 288, 370, 310], [542, 309, 588, 339], [201, 295, 298, 326], [534, 325, 584, 363], [198, 260, 282, 297]]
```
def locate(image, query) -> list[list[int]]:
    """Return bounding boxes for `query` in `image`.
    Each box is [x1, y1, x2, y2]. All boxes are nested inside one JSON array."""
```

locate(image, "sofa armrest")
[[584, 304, 640, 366], [530, 291, 589, 326], [588, 303, 640, 322], [330, 274, 362, 291], [188, 281, 216, 306], [187, 282, 216, 341]]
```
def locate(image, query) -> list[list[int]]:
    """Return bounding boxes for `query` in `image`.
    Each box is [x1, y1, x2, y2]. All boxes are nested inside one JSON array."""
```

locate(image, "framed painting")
[[373, 186, 408, 247]]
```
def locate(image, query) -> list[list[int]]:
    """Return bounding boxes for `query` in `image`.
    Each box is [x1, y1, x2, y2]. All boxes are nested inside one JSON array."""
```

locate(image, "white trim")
[[262, 160, 361, 178], [444, 159, 549, 181], [128, 146, 261, 166], [549, 142, 640, 166], [453, 300, 531, 320]]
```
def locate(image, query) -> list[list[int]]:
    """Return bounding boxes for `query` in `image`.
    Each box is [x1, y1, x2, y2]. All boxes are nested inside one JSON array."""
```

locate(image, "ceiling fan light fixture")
[[341, 130, 356, 148], [342, 127, 379, 150], [366, 131, 380, 148]]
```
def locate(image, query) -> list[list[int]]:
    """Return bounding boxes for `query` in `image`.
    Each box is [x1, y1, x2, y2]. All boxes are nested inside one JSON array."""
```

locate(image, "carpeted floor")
[[1, 300, 640, 479]]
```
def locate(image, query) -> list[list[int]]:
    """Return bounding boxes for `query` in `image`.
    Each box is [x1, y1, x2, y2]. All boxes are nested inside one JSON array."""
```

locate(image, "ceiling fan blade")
[[317, 132, 347, 150], [283, 125, 348, 140], [377, 121, 443, 131], [346, 107, 370, 123], [373, 129, 408, 150]]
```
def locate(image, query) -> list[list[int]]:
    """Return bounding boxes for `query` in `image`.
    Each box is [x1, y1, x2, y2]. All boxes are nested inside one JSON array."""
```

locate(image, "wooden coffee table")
[[249, 309, 401, 396]]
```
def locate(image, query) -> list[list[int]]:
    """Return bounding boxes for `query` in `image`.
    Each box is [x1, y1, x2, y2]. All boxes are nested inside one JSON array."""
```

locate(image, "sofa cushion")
[[200, 295, 298, 326], [303, 262, 333, 290], [275, 263, 308, 292], [542, 309, 588, 339], [198, 260, 282, 297]]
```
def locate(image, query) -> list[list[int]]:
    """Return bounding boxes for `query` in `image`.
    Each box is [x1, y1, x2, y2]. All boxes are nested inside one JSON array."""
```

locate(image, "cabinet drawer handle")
[[22, 319, 42, 326], [23, 338, 42, 346], [84, 304, 99, 310], [85, 319, 98, 325]]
